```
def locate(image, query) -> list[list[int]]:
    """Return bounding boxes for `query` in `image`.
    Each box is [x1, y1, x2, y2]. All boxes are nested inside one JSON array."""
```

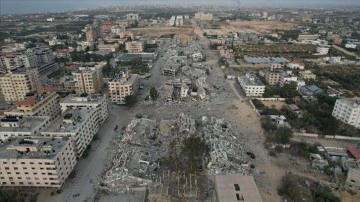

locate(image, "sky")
[[0, 0, 359, 14]]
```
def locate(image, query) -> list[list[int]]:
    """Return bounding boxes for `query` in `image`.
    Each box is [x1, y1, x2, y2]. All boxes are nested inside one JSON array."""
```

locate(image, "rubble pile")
[[101, 114, 252, 194]]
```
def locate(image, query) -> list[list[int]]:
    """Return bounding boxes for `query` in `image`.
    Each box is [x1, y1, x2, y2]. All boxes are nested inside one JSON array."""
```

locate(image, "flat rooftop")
[[110, 74, 138, 85], [238, 75, 264, 86], [44, 108, 95, 133], [338, 99, 360, 108], [0, 115, 48, 133], [347, 168, 360, 182], [215, 174, 263, 202], [0, 137, 70, 159], [61, 93, 105, 105]]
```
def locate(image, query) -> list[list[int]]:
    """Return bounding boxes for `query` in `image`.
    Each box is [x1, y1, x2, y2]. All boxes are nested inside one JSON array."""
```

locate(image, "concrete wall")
[[255, 98, 286, 101], [293, 132, 360, 141]]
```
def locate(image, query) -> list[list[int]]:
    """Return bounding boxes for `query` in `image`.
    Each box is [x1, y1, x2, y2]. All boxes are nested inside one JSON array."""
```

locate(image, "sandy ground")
[[221, 20, 295, 34], [262, 100, 286, 110]]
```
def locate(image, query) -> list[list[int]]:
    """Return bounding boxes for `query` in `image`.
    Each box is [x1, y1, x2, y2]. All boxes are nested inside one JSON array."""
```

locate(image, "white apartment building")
[[316, 47, 329, 55], [169, 16, 176, 26], [0, 137, 76, 188], [60, 93, 108, 124], [125, 41, 144, 53], [5, 87, 60, 121], [287, 62, 305, 70], [175, 16, 184, 26], [126, 13, 139, 21], [0, 68, 40, 102], [194, 12, 213, 21], [111, 25, 126, 36], [345, 43, 357, 49], [72, 63, 104, 94], [41, 108, 100, 157], [280, 74, 298, 87], [0, 115, 50, 141], [108, 74, 139, 104], [237, 73, 265, 97], [332, 99, 360, 128]]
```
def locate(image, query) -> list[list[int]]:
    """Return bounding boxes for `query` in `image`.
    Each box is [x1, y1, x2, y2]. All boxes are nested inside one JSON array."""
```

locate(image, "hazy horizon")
[[1, 0, 360, 14]]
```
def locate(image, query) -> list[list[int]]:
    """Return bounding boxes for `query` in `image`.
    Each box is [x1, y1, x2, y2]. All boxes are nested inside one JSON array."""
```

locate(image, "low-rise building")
[[215, 174, 263, 202], [280, 73, 298, 87], [60, 93, 108, 124], [194, 12, 213, 21], [287, 61, 305, 70], [332, 99, 360, 128], [108, 74, 139, 104], [299, 85, 323, 96], [0, 115, 50, 141], [316, 46, 329, 55], [270, 63, 284, 71], [125, 41, 144, 53], [5, 87, 60, 121], [41, 108, 100, 157], [344, 167, 360, 193], [299, 70, 316, 80], [97, 43, 119, 53], [0, 137, 76, 188], [237, 73, 265, 97]]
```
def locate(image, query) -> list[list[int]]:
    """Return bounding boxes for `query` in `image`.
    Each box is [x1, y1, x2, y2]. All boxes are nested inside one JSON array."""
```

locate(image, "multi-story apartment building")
[[108, 74, 139, 104], [41, 108, 100, 157], [237, 73, 265, 97], [0, 115, 50, 141], [126, 13, 139, 21], [60, 93, 108, 125], [299, 70, 316, 80], [111, 25, 126, 36], [265, 71, 282, 85], [5, 87, 60, 121], [316, 47, 329, 55], [298, 34, 319, 41], [72, 63, 104, 94], [0, 68, 40, 102], [0, 137, 76, 188], [270, 63, 284, 71], [0, 52, 38, 69], [194, 12, 213, 21], [86, 27, 99, 42], [125, 41, 144, 53], [32, 48, 55, 64], [332, 99, 360, 128], [120, 31, 134, 40]]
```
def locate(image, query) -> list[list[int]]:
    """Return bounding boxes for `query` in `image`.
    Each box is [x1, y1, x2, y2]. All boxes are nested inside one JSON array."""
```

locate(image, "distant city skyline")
[[1, 0, 359, 14]]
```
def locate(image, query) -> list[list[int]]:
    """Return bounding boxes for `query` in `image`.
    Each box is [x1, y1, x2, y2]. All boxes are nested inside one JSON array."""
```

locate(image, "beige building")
[[108, 74, 139, 104], [265, 71, 282, 85], [237, 73, 265, 97], [0, 68, 40, 102], [86, 27, 99, 42], [125, 41, 144, 53], [41, 108, 100, 157], [299, 70, 316, 80], [215, 174, 263, 202], [60, 93, 108, 124], [72, 63, 104, 94], [5, 87, 60, 121], [120, 31, 134, 40], [194, 12, 213, 21], [0, 137, 76, 188], [0, 115, 50, 141]]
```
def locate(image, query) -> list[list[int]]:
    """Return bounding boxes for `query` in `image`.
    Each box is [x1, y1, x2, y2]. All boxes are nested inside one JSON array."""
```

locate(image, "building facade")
[[41, 108, 100, 157], [0, 137, 76, 188], [108, 74, 139, 104], [0, 52, 38, 69], [125, 41, 144, 53], [72, 63, 104, 94], [265, 71, 282, 85], [299, 70, 316, 80], [0, 68, 40, 102], [5, 87, 60, 121], [332, 99, 360, 128], [194, 12, 213, 21], [237, 73, 265, 97]]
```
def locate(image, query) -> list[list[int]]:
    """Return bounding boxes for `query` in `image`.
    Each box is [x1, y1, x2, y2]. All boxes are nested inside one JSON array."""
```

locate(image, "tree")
[[313, 185, 340, 202], [124, 95, 137, 107], [269, 127, 293, 144], [150, 87, 159, 101], [203, 32, 207, 37], [181, 136, 210, 172], [85, 46, 90, 52]]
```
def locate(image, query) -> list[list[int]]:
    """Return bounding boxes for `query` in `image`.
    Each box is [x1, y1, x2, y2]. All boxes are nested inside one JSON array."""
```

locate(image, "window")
[[234, 184, 240, 191]]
